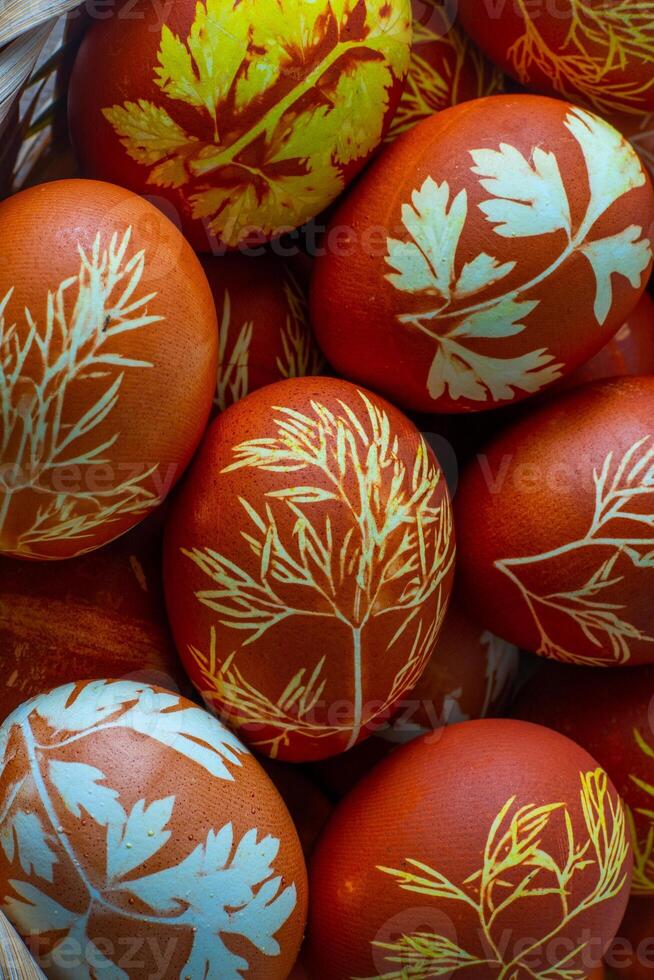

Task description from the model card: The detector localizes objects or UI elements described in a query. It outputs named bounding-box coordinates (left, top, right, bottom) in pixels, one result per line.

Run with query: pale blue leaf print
left=581, top=226, right=653, bottom=325
left=471, top=143, right=572, bottom=238
left=119, top=822, right=297, bottom=977
left=106, top=796, right=175, bottom=881
left=4, top=880, right=77, bottom=934
left=48, top=761, right=126, bottom=828
left=114, top=688, right=246, bottom=781
left=1, top=812, right=57, bottom=883
left=455, top=252, right=515, bottom=299
left=34, top=680, right=147, bottom=733
left=565, top=107, right=647, bottom=229
left=449, top=298, right=539, bottom=340
left=52, top=919, right=130, bottom=980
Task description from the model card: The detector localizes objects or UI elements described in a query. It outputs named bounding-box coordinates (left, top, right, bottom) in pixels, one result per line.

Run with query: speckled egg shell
left=0, top=512, right=185, bottom=722
left=514, top=662, right=654, bottom=897
left=67, top=0, right=412, bottom=252
left=385, top=0, right=504, bottom=142
left=561, top=291, right=654, bottom=391
left=0, top=680, right=307, bottom=978
left=306, top=719, right=632, bottom=979
left=201, top=254, right=323, bottom=413
left=0, top=179, right=217, bottom=561
left=456, top=0, right=654, bottom=117
left=163, top=376, right=455, bottom=762
left=455, top=377, right=654, bottom=667
left=310, top=94, right=654, bottom=413
left=610, top=898, right=654, bottom=977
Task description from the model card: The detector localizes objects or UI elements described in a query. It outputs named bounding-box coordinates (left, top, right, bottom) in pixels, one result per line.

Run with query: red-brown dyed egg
left=0, top=680, right=307, bottom=978
left=163, top=377, right=455, bottom=762
left=202, top=254, right=323, bottom=413
left=0, top=179, right=217, bottom=560
left=609, top=899, right=654, bottom=977
left=67, top=0, right=412, bottom=252
left=0, top=511, right=185, bottom=722
left=456, top=0, right=654, bottom=117
left=561, top=291, right=654, bottom=390
left=311, top=95, right=654, bottom=413
left=307, top=719, right=632, bottom=978
left=513, top=662, right=654, bottom=896
left=455, top=377, right=654, bottom=667
left=621, top=113, right=654, bottom=186
left=385, top=0, right=504, bottom=142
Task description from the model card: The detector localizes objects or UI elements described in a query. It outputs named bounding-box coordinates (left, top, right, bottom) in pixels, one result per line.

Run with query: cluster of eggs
left=0, top=0, right=653, bottom=975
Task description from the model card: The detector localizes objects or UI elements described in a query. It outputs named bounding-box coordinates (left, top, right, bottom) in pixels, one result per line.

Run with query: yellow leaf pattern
left=183, top=390, right=454, bottom=756
left=103, top=0, right=412, bottom=246
left=366, top=769, right=629, bottom=979
left=629, top=727, right=654, bottom=895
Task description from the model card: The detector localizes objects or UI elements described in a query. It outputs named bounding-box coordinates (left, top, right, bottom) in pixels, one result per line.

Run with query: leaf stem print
left=508, top=0, right=654, bottom=116
left=0, top=682, right=296, bottom=980
left=496, top=438, right=654, bottom=666
left=104, top=0, right=411, bottom=245
left=0, top=230, right=162, bottom=557
left=385, top=106, right=651, bottom=404
left=215, top=289, right=253, bottom=412
left=629, top=727, right=654, bottom=895
left=364, top=769, right=629, bottom=980
left=183, top=390, right=453, bottom=753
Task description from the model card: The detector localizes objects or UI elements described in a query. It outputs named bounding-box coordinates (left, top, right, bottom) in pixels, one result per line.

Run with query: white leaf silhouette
left=471, top=143, right=572, bottom=238
left=1, top=812, right=57, bottom=883
left=428, top=340, right=562, bottom=402
left=386, top=178, right=467, bottom=299
left=581, top=226, right=653, bottom=325
left=449, top=298, right=539, bottom=340
left=456, top=252, right=515, bottom=298
left=120, top=823, right=297, bottom=980
left=34, top=680, right=145, bottom=733
left=49, top=761, right=126, bottom=828
left=106, top=796, right=175, bottom=881
left=4, top=880, right=78, bottom=934
left=565, top=107, right=648, bottom=228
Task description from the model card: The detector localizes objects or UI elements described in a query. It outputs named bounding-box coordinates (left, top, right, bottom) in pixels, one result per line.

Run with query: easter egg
left=202, top=254, right=323, bottom=413
left=0, top=680, right=307, bottom=978
left=0, top=511, right=186, bottom=722
left=561, top=291, right=654, bottom=391
left=610, top=899, right=654, bottom=977
left=0, top=179, right=217, bottom=560
left=67, top=0, right=412, bottom=252
left=306, top=719, right=632, bottom=978
left=311, top=94, right=654, bottom=414
left=385, top=0, right=504, bottom=142
left=163, top=376, right=456, bottom=762
left=455, top=377, right=654, bottom=667
left=513, top=662, right=654, bottom=896
left=621, top=113, right=654, bottom=185
left=456, top=0, right=654, bottom=117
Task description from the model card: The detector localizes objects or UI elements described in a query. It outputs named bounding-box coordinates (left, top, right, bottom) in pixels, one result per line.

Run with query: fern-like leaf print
left=385, top=107, right=651, bottom=404
left=507, top=0, right=654, bottom=116
left=496, top=437, right=654, bottom=666
left=629, top=728, right=654, bottom=895
left=103, top=0, right=412, bottom=245
left=0, top=230, right=162, bottom=557
left=184, top=390, right=454, bottom=755
left=0, top=681, right=297, bottom=980
left=364, top=769, right=629, bottom=979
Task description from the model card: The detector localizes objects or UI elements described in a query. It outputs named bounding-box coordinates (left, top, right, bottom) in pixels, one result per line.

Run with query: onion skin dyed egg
left=202, top=254, right=323, bottom=413
left=513, top=662, right=654, bottom=897
left=0, top=179, right=217, bottom=561
left=560, top=291, right=654, bottom=391
left=456, top=0, right=654, bottom=117
left=0, top=512, right=185, bottom=722
left=306, top=719, right=632, bottom=979
left=163, top=376, right=455, bottom=762
left=311, top=94, right=654, bottom=414
left=455, top=377, right=654, bottom=668
left=609, top=898, right=654, bottom=977
left=67, top=0, right=412, bottom=252
left=0, top=680, right=307, bottom=979
left=385, top=0, right=504, bottom=142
